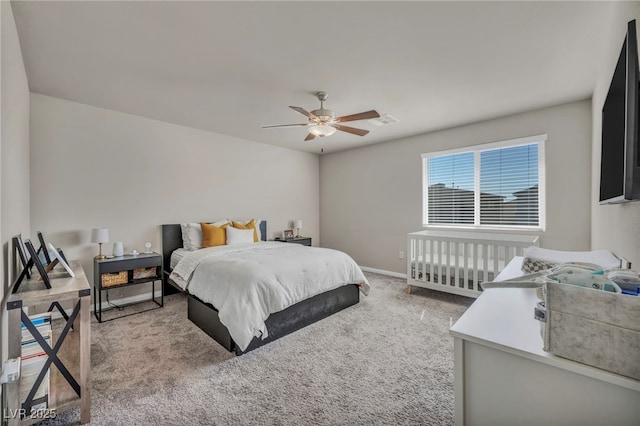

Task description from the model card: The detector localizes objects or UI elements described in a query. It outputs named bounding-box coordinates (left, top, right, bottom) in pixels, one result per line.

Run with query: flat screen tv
left=600, top=19, right=640, bottom=204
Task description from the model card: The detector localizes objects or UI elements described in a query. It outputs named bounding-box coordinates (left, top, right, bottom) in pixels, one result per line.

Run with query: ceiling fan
left=262, top=92, right=380, bottom=141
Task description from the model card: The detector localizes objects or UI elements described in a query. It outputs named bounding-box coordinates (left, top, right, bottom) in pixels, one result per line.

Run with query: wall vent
left=368, top=114, right=399, bottom=126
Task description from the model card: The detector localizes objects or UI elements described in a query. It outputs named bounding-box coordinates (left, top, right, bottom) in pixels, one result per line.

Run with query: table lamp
left=294, top=219, right=303, bottom=238
left=91, top=227, right=109, bottom=259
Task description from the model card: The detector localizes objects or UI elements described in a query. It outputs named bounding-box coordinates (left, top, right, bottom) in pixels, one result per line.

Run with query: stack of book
left=20, top=312, right=52, bottom=411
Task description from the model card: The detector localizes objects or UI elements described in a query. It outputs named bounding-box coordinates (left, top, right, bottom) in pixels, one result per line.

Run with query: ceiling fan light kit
left=309, top=124, right=336, bottom=137
left=263, top=91, right=380, bottom=141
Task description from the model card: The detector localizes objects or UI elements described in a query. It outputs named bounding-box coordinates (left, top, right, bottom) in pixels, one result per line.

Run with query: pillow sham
left=226, top=226, right=255, bottom=245
left=231, top=219, right=263, bottom=241
left=181, top=220, right=228, bottom=250
left=201, top=222, right=230, bottom=248
left=231, top=219, right=259, bottom=242
left=180, top=223, right=200, bottom=250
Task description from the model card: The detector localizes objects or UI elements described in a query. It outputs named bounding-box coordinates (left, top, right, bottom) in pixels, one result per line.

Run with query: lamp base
left=95, top=242, right=107, bottom=260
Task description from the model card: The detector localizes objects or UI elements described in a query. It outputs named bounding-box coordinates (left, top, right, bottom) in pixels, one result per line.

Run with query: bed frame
left=161, top=222, right=360, bottom=355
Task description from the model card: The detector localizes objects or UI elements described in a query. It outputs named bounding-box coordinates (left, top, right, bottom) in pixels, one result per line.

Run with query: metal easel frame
left=12, top=240, right=51, bottom=294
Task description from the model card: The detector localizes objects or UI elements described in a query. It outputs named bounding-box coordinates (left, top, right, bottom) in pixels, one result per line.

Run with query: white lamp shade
left=309, top=125, right=337, bottom=137
left=294, top=220, right=303, bottom=229
left=91, top=227, right=109, bottom=243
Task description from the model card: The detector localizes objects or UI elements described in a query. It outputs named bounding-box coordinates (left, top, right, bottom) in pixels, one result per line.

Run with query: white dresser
left=449, top=287, right=640, bottom=426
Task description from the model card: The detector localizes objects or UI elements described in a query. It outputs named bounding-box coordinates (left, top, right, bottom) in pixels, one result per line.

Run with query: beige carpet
left=41, top=273, right=473, bottom=425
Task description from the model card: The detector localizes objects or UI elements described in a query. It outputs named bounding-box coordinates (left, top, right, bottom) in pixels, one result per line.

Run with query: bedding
left=226, top=226, right=255, bottom=245
left=231, top=219, right=260, bottom=242
left=201, top=222, right=230, bottom=247
left=180, top=220, right=228, bottom=250
left=170, top=242, right=369, bottom=351
left=170, top=248, right=189, bottom=269
left=230, top=219, right=263, bottom=241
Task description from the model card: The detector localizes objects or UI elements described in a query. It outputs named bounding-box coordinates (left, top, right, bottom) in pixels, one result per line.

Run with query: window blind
left=480, top=144, right=539, bottom=226
left=422, top=136, right=544, bottom=229
left=424, top=152, right=474, bottom=225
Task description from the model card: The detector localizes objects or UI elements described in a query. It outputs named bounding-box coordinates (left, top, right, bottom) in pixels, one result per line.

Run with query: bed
left=161, top=221, right=368, bottom=355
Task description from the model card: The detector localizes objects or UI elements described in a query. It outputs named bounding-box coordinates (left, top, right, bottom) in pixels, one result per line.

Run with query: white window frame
left=422, top=134, right=546, bottom=231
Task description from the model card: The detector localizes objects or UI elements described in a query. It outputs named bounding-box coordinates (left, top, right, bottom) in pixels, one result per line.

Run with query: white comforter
left=170, top=242, right=369, bottom=351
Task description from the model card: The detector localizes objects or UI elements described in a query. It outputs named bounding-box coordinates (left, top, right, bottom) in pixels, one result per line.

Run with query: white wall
left=320, top=100, right=592, bottom=274
left=591, top=2, right=640, bottom=268
left=1, top=0, right=31, bottom=366
left=30, top=94, right=319, bottom=299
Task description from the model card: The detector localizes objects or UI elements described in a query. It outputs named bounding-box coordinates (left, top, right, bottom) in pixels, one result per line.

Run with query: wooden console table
left=4, top=260, right=90, bottom=425
left=449, top=287, right=640, bottom=425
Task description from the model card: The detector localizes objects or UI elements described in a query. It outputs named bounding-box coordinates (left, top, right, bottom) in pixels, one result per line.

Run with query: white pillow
left=180, top=223, right=199, bottom=250
left=180, top=220, right=228, bottom=250
left=226, top=226, right=255, bottom=245
left=231, top=219, right=263, bottom=241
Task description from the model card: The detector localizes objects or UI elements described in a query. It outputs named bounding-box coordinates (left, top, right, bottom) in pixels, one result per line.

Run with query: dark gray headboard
left=161, top=221, right=267, bottom=274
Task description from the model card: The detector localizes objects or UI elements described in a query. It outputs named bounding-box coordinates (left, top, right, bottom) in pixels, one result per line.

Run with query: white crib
left=407, top=230, right=539, bottom=298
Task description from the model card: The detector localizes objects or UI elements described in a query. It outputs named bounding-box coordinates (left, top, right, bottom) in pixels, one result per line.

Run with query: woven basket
left=101, top=271, right=128, bottom=287
left=133, top=267, right=157, bottom=280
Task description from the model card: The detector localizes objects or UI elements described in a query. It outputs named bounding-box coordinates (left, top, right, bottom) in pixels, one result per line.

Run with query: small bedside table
left=93, top=252, right=163, bottom=322
left=275, top=237, right=312, bottom=246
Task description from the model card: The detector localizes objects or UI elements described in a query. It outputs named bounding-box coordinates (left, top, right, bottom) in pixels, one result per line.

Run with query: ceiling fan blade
left=262, top=123, right=309, bottom=128
left=304, top=133, right=316, bottom=141
left=335, top=110, right=380, bottom=123
left=290, top=106, right=318, bottom=120
left=332, top=124, right=369, bottom=136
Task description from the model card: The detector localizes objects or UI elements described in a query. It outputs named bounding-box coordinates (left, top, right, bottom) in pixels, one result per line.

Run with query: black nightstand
left=276, top=237, right=312, bottom=246
left=93, top=252, right=163, bottom=322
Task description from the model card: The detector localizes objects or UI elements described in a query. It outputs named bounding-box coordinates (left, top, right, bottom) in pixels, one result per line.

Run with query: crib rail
left=407, top=230, right=539, bottom=298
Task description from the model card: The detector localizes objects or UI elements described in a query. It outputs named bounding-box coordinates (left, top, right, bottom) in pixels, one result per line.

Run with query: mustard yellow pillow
left=201, top=222, right=229, bottom=247
left=232, top=219, right=258, bottom=242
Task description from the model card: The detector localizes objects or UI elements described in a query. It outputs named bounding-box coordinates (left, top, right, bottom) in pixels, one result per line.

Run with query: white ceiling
left=12, top=1, right=615, bottom=154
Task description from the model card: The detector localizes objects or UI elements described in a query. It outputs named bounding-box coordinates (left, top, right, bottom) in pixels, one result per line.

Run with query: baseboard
left=360, top=266, right=407, bottom=279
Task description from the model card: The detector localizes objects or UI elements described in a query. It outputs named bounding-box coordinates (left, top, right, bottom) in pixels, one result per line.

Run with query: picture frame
left=22, top=239, right=51, bottom=290
left=47, top=242, right=75, bottom=277
left=13, top=234, right=32, bottom=278
left=283, top=229, right=294, bottom=239
left=36, top=231, right=51, bottom=264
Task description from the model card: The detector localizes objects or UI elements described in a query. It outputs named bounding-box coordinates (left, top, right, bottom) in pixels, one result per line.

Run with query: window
left=422, top=135, right=545, bottom=229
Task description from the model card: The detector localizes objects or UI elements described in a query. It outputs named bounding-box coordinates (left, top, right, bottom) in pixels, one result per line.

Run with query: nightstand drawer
left=99, top=255, right=161, bottom=273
